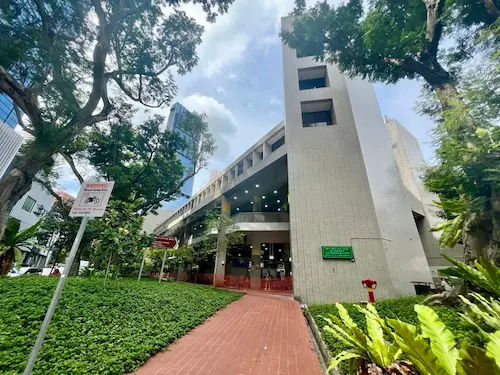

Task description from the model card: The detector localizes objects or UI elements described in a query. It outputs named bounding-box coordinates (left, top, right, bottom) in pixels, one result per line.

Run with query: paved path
left=133, top=292, right=323, bottom=375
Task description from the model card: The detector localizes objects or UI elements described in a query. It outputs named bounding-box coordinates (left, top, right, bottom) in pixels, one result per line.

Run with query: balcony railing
left=230, top=212, right=289, bottom=223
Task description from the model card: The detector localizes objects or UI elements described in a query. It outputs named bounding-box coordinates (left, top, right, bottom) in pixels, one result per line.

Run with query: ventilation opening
left=301, top=99, right=335, bottom=127
left=298, top=66, right=327, bottom=90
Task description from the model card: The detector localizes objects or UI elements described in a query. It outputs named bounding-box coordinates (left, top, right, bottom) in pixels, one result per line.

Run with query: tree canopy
left=282, top=0, right=499, bottom=105
left=0, top=0, right=234, bottom=239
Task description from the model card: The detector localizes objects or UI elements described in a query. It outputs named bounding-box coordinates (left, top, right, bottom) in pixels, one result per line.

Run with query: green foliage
left=422, top=66, right=500, bottom=257
left=0, top=277, right=241, bottom=374
left=0, top=219, right=43, bottom=274
left=440, top=255, right=500, bottom=298
left=321, top=303, right=402, bottom=372
left=388, top=304, right=499, bottom=375
left=430, top=199, right=466, bottom=248
left=83, top=111, right=215, bottom=213
left=310, top=296, right=485, bottom=373
left=281, top=0, right=497, bottom=88
left=38, top=202, right=100, bottom=271
left=459, top=292, right=500, bottom=334
left=91, top=201, right=153, bottom=276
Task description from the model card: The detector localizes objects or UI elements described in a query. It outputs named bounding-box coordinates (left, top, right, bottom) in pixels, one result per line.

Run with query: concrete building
left=386, top=118, right=463, bottom=278
left=162, top=103, right=198, bottom=210
left=153, top=17, right=456, bottom=304
left=0, top=102, right=54, bottom=268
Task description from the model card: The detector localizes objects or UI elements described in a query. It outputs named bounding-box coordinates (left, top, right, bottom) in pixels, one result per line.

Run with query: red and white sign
left=153, top=236, right=177, bottom=248
left=69, top=181, right=115, bottom=217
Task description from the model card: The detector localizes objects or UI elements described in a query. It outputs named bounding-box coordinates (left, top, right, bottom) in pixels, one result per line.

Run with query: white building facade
left=153, top=17, right=459, bottom=304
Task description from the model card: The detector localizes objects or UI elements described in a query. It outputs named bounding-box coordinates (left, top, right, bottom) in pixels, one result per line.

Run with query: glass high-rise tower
left=162, top=103, right=197, bottom=210
left=0, top=94, right=18, bottom=128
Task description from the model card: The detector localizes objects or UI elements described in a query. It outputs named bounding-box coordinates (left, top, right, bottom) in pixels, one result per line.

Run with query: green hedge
left=0, top=277, right=241, bottom=374
left=308, top=296, right=485, bottom=372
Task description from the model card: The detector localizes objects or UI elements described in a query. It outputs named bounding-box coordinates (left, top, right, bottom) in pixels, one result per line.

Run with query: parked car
left=7, top=267, right=42, bottom=277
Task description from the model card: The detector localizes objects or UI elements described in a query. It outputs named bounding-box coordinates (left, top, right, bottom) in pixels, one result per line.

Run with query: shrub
left=0, top=277, right=241, bottom=374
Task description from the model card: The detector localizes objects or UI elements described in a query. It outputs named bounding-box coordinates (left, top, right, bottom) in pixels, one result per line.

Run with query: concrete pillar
left=263, top=142, right=272, bottom=158
left=249, top=242, right=262, bottom=289
left=252, top=195, right=262, bottom=212
left=213, top=195, right=231, bottom=287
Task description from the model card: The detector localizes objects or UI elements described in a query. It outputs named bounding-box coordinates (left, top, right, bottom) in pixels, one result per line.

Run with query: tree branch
left=0, top=66, right=44, bottom=128
left=423, top=0, right=445, bottom=62
left=13, top=103, right=35, bottom=136
left=136, top=167, right=201, bottom=214
left=34, top=0, right=81, bottom=112
left=108, top=73, right=169, bottom=108
left=61, top=152, right=84, bottom=184
left=33, top=176, right=64, bottom=208
left=483, top=0, right=500, bottom=19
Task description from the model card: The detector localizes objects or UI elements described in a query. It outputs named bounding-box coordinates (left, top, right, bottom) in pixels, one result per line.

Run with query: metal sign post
left=23, top=216, right=89, bottom=375
left=159, top=248, right=168, bottom=282
left=154, top=236, right=177, bottom=283
left=138, top=247, right=147, bottom=281
left=23, top=181, right=114, bottom=375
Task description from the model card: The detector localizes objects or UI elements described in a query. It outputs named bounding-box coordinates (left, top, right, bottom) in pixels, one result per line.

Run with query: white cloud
left=216, top=86, right=226, bottom=94
left=203, top=33, right=250, bottom=77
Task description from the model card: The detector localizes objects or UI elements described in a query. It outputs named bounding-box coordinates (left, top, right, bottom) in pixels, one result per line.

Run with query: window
left=271, top=136, right=285, bottom=151
left=237, top=162, right=244, bottom=176
left=22, top=196, right=36, bottom=213
left=298, top=66, right=327, bottom=90
left=301, top=99, right=335, bottom=127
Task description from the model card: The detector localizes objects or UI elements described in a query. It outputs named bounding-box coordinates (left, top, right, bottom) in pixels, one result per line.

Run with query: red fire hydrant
left=362, top=278, right=377, bottom=303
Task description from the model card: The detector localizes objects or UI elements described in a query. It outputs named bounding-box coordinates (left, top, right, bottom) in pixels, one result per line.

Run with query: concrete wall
left=282, top=16, right=432, bottom=304
left=0, top=122, right=23, bottom=179
left=346, top=81, right=433, bottom=296
left=386, top=120, right=463, bottom=271
left=283, top=17, right=397, bottom=304
left=10, top=182, right=54, bottom=230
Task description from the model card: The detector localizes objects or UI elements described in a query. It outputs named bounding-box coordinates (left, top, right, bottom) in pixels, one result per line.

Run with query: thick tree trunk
left=487, top=184, right=500, bottom=264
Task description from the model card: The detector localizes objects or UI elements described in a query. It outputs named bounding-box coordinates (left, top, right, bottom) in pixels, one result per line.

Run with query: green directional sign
left=322, top=246, right=354, bottom=260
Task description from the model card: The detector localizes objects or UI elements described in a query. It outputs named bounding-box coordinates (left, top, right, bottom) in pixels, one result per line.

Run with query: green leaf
left=415, top=304, right=458, bottom=375
left=486, top=331, right=500, bottom=370
left=457, top=344, right=500, bottom=375
left=388, top=318, right=446, bottom=375
left=328, top=350, right=362, bottom=371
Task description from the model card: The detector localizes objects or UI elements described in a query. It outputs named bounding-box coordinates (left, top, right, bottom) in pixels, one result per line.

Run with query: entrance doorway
left=223, top=242, right=292, bottom=291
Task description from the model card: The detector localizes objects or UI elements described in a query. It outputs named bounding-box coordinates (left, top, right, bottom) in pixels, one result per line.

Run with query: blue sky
left=57, top=0, right=438, bottom=197
left=171, top=0, right=437, bottom=193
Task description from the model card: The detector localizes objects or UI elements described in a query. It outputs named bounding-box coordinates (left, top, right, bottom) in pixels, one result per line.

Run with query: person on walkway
left=264, top=271, right=272, bottom=290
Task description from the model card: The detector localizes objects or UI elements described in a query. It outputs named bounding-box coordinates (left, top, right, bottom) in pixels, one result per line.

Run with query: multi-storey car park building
left=154, top=16, right=462, bottom=304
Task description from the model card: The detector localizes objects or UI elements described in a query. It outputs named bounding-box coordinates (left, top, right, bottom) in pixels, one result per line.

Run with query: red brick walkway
left=133, top=292, right=323, bottom=375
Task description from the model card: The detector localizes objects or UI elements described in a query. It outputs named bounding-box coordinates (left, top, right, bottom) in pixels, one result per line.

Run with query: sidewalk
left=133, top=292, right=323, bottom=375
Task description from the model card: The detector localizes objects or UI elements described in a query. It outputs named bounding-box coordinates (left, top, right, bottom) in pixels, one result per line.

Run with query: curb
left=301, top=305, right=338, bottom=375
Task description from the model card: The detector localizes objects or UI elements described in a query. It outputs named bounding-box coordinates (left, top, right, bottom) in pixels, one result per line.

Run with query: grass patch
left=309, top=296, right=485, bottom=372
left=0, top=277, right=241, bottom=374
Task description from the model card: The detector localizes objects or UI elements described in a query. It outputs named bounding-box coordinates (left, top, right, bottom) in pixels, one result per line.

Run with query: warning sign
left=69, top=181, right=115, bottom=217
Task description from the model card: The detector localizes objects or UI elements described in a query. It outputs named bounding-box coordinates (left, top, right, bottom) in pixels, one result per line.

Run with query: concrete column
left=263, top=142, right=272, bottom=158
left=252, top=195, right=262, bottom=212
left=213, top=195, right=231, bottom=287
left=249, top=242, right=262, bottom=289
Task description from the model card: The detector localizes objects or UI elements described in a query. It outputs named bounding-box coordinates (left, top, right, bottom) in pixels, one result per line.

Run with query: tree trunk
left=0, top=135, right=66, bottom=240
left=486, top=184, right=500, bottom=265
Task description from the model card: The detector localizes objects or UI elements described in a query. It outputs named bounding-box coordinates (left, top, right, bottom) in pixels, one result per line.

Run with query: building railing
left=230, top=212, right=289, bottom=223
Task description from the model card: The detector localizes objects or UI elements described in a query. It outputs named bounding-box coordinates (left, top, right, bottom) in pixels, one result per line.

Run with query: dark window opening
left=271, top=136, right=285, bottom=151
left=237, top=162, right=244, bottom=176
left=301, top=99, right=335, bottom=127
left=22, top=196, right=36, bottom=213
left=298, top=66, right=327, bottom=90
